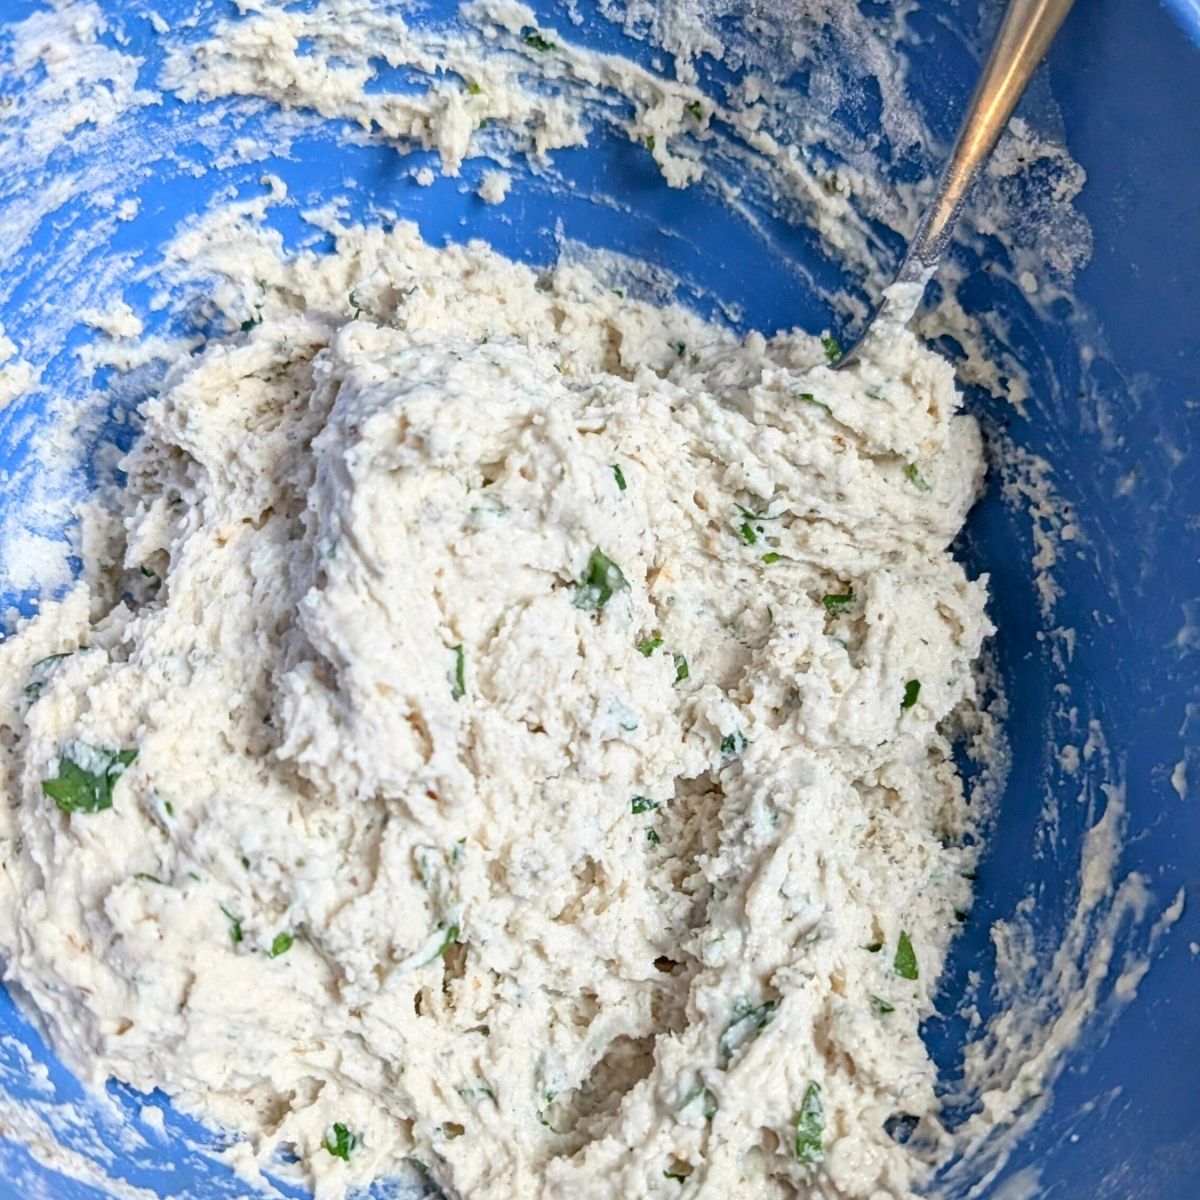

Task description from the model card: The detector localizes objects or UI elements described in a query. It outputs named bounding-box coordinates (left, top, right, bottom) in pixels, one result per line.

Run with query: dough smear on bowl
left=0, top=223, right=991, bottom=1200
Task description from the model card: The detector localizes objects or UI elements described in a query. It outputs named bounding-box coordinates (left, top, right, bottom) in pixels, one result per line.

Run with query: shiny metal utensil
left=837, top=0, right=1077, bottom=367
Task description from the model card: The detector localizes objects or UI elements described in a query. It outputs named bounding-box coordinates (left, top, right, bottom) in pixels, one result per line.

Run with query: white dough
left=0, top=222, right=991, bottom=1200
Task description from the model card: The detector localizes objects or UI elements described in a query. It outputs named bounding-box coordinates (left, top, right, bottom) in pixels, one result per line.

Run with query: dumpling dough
left=0, top=222, right=991, bottom=1200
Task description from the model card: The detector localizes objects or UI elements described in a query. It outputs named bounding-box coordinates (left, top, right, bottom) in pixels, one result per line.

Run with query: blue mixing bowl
left=0, top=1, right=1196, bottom=1197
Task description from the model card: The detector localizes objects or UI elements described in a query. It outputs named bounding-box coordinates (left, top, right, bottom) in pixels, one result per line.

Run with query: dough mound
left=0, top=224, right=991, bottom=1200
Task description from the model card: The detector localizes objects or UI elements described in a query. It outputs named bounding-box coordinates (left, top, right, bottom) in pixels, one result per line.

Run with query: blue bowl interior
left=0, top=1, right=1197, bottom=1197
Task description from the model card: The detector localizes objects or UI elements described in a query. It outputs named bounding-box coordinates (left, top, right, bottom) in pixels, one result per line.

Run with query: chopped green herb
left=664, top=1168, right=689, bottom=1182
left=894, top=931, right=919, bottom=980
left=535, top=1087, right=559, bottom=1127
left=795, top=391, right=831, bottom=413
left=719, top=998, right=778, bottom=1064
left=901, top=679, right=921, bottom=710
left=904, top=463, right=931, bottom=493
left=792, top=1081, right=825, bottom=1164
left=736, top=504, right=779, bottom=523
left=467, top=80, right=483, bottom=95
left=523, top=30, right=555, bottom=51
left=468, top=501, right=509, bottom=521
left=870, top=994, right=895, bottom=1015
left=240, top=311, right=262, bottom=333
left=24, top=652, right=72, bottom=699
left=638, top=636, right=663, bottom=656
left=646, top=828, right=661, bottom=845
left=406, top=1156, right=430, bottom=1176
left=739, top=521, right=757, bottom=545
left=42, top=744, right=138, bottom=815
left=720, top=731, right=747, bottom=757
left=822, top=592, right=855, bottom=615
left=674, top=654, right=689, bottom=683
left=686, top=100, right=705, bottom=121
left=270, top=932, right=294, bottom=958
left=674, top=342, right=686, bottom=357
left=573, top=547, right=629, bottom=612
left=631, top=796, right=659, bottom=814
left=645, top=135, right=657, bottom=152
left=163, top=800, right=175, bottom=818
left=864, top=941, right=883, bottom=954
left=612, top=463, right=627, bottom=491
left=325, top=1123, right=357, bottom=1161
left=134, top=873, right=164, bottom=885
left=428, top=922, right=460, bottom=962
left=221, top=906, right=244, bottom=944
left=240, top=855, right=250, bottom=870
left=761, top=552, right=781, bottom=564
left=678, top=1085, right=718, bottom=1120
left=450, top=643, right=466, bottom=701
left=820, top=333, right=842, bottom=363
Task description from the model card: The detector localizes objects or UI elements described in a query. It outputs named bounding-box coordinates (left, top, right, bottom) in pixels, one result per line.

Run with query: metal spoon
left=837, top=0, right=1076, bottom=367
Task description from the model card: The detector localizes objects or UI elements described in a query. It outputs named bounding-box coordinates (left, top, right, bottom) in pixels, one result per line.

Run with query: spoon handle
left=900, top=0, right=1077, bottom=280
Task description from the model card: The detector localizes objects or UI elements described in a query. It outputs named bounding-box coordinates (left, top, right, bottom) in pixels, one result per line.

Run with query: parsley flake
left=638, top=636, right=663, bottom=657
left=523, top=29, right=555, bottom=51
left=573, top=548, right=629, bottom=612
left=870, top=994, right=895, bottom=1015
left=428, top=922, right=460, bottom=963
left=822, top=592, right=854, bottom=615
left=901, top=679, right=921, bottom=710
left=631, top=796, right=660, bottom=814
left=720, top=731, right=747, bottom=757
left=325, top=1123, right=357, bottom=1161
left=678, top=1085, right=718, bottom=1120
left=719, top=998, right=777, bottom=1064
left=674, top=654, right=689, bottom=683
left=795, top=391, right=831, bottom=412
left=792, top=1081, right=825, bottom=1163
left=270, top=932, right=294, bottom=958
left=905, top=463, right=932, bottom=493
left=221, top=906, right=244, bottom=945
left=24, top=652, right=72, bottom=698
left=612, top=463, right=627, bottom=491
left=450, top=643, right=466, bottom=701
left=761, top=552, right=781, bottom=564
left=42, top=744, right=138, bottom=814
left=739, top=521, right=757, bottom=545
left=820, top=333, right=842, bottom=363
left=894, top=931, right=919, bottom=980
